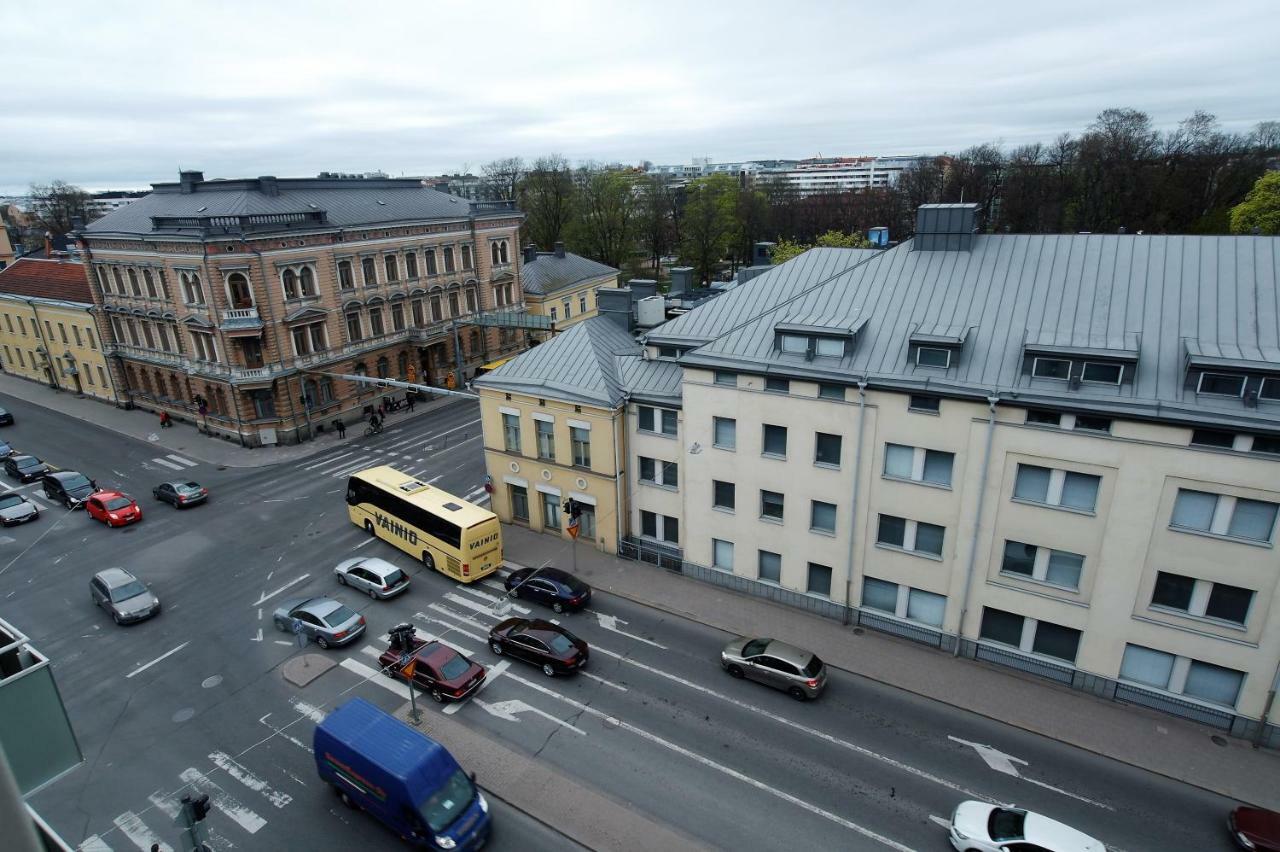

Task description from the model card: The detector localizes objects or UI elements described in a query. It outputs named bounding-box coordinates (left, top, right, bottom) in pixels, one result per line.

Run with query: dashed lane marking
left=112, top=811, right=171, bottom=852
left=302, top=451, right=355, bottom=470
left=209, top=751, right=293, bottom=808
left=125, top=642, right=190, bottom=679
left=252, top=574, right=310, bottom=606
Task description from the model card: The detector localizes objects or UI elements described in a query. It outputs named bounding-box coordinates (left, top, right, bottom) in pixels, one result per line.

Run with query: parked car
left=272, top=596, right=366, bottom=649
left=333, top=556, right=410, bottom=600
left=378, top=623, right=486, bottom=703
left=0, top=406, right=13, bottom=426
left=488, top=617, right=588, bottom=677
left=948, top=801, right=1104, bottom=852
left=1230, top=806, right=1280, bottom=851
left=86, top=491, right=142, bottom=527
left=0, top=492, right=39, bottom=526
left=42, top=471, right=97, bottom=508
left=0, top=439, right=14, bottom=459
left=4, top=454, right=50, bottom=483
left=90, top=568, right=160, bottom=625
left=721, top=636, right=827, bottom=700
left=504, top=566, right=591, bottom=613
left=152, top=480, right=208, bottom=509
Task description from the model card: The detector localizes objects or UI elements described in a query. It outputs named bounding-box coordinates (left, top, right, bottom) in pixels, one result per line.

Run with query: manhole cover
left=852, top=627, right=864, bottom=636
left=201, top=675, right=223, bottom=689
left=1210, top=735, right=1228, bottom=747
left=172, top=707, right=195, bottom=723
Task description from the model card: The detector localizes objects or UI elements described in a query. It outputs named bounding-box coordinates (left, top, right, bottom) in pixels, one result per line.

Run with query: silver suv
left=721, top=636, right=827, bottom=700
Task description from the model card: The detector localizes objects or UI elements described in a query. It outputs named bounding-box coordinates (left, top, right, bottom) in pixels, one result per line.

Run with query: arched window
left=170, top=374, right=183, bottom=400
left=337, top=260, right=354, bottom=290
left=361, top=257, right=377, bottom=286
left=282, top=268, right=298, bottom=299
left=405, top=253, right=418, bottom=278
left=465, top=287, right=478, bottom=313
left=112, top=268, right=125, bottom=294
left=227, top=273, right=252, bottom=309
left=491, top=242, right=500, bottom=265
left=353, top=361, right=368, bottom=376
left=181, top=272, right=205, bottom=304
left=95, top=267, right=108, bottom=295
left=499, top=241, right=509, bottom=264
left=447, top=291, right=460, bottom=317
left=143, top=270, right=158, bottom=298
left=376, top=356, right=390, bottom=379
left=127, top=269, right=141, bottom=296
left=299, top=266, right=316, bottom=297
left=430, top=293, right=443, bottom=322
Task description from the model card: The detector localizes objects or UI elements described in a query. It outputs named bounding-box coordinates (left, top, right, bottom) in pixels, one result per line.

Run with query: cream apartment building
left=477, top=206, right=1280, bottom=739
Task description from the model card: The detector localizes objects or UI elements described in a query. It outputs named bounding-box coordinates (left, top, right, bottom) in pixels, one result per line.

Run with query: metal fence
left=1113, top=682, right=1235, bottom=731
left=855, top=609, right=946, bottom=649
left=973, top=643, right=1076, bottom=685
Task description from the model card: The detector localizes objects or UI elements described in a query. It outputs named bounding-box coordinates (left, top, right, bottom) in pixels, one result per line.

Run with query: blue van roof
left=318, top=697, right=454, bottom=783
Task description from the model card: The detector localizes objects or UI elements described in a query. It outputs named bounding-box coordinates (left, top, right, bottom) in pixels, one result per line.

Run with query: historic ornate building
left=77, top=171, right=528, bottom=445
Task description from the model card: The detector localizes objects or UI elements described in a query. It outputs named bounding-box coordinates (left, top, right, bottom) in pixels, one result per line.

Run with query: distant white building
left=646, top=155, right=931, bottom=194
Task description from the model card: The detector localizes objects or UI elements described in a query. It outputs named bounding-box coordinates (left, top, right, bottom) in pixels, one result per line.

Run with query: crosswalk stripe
left=463, top=487, right=485, bottom=502
left=310, top=454, right=373, bottom=476
left=340, top=658, right=415, bottom=699
left=166, top=454, right=198, bottom=467
left=179, top=768, right=267, bottom=834
left=112, top=811, right=171, bottom=851
left=441, top=593, right=505, bottom=620
left=327, top=458, right=379, bottom=478
left=303, top=451, right=354, bottom=470
left=151, top=457, right=183, bottom=471
left=453, top=584, right=529, bottom=614
left=80, top=834, right=113, bottom=851
left=209, top=751, right=293, bottom=808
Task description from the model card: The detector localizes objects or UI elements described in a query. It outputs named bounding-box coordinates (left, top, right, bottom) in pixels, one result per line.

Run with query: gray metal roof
left=664, top=235, right=1280, bottom=429
left=475, top=317, right=640, bottom=407
left=83, top=177, right=485, bottom=237
left=617, top=357, right=683, bottom=404
left=521, top=252, right=619, bottom=296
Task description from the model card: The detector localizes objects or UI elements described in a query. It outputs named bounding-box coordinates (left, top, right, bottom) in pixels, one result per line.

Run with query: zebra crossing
left=148, top=453, right=199, bottom=472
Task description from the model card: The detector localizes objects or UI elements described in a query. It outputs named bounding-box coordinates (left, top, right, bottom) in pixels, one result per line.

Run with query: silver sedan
left=272, top=596, right=366, bottom=649
left=333, top=556, right=411, bottom=600
left=0, top=492, right=38, bottom=526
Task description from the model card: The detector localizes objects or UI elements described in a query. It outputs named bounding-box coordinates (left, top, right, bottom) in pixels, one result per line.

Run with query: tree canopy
left=1230, top=172, right=1280, bottom=235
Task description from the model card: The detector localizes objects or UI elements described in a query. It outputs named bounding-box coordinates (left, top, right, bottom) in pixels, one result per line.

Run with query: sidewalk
left=0, top=371, right=471, bottom=468
left=502, top=525, right=1280, bottom=811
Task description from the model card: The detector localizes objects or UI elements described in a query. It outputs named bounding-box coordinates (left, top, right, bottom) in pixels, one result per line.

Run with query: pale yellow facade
left=0, top=295, right=117, bottom=402
left=522, top=271, right=613, bottom=333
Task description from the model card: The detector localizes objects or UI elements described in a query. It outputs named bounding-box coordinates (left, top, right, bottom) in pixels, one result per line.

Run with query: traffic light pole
left=180, top=794, right=212, bottom=852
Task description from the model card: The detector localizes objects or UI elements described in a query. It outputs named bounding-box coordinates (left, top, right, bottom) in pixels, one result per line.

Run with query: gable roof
left=475, top=316, right=640, bottom=407
left=521, top=251, right=618, bottom=296
left=0, top=258, right=92, bottom=304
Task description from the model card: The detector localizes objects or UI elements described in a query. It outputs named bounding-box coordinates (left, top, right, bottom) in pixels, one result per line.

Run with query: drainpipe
left=613, top=395, right=629, bottom=553
left=954, top=394, right=1001, bottom=657
left=26, top=298, right=60, bottom=390
left=1254, top=658, right=1280, bottom=748
left=843, top=380, right=868, bottom=625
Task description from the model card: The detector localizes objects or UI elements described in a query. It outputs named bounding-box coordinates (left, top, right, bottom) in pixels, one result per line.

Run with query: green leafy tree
left=770, top=238, right=809, bottom=264
left=678, top=173, right=736, bottom=285
left=570, top=166, right=641, bottom=269
left=519, top=154, right=575, bottom=249
left=1230, top=172, right=1280, bottom=235
left=771, top=230, right=871, bottom=264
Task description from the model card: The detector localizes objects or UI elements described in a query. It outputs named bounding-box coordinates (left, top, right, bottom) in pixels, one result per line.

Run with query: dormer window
left=1262, top=379, right=1280, bottom=401
left=774, top=315, right=862, bottom=361
left=780, top=334, right=808, bottom=354
left=1197, top=372, right=1245, bottom=397
left=909, top=326, right=966, bottom=370
left=1024, top=333, right=1138, bottom=389
left=1082, top=362, right=1123, bottom=385
left=916, top=347, right=951, bottom=369
left=814, top=337, right=845, bottom=358
left=1032, top=357, right=1071, bottom=381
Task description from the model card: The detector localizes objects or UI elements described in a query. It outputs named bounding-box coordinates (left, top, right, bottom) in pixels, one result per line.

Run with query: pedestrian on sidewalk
left=406, top=393, right=415, bottom=413
left=159, top=410, right=172, bottom=428
left=333, top=418, right=346, bottom=439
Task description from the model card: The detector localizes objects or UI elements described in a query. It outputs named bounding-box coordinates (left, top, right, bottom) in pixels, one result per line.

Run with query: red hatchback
left=378, top=626, right=485, bottom=704
left=86, top=491, right=143, bottom=527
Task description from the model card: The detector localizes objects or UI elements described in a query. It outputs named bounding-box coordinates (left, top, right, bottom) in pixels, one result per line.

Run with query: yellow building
left=0, top=258, right=117, bottom=401
left=518, top=242, right=618, bottom=334
left=0, top=225, right=16, bottom=271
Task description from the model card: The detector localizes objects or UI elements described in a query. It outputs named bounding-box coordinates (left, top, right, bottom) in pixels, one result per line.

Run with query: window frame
left=1196, top=372, right=1245, bottom=398
left=712, top=416, right=736, bottom=450
left=759, top=489, right=785, bottom=522
left=1081, top=361, right=1123, bottom=385
left=1031, top=357, right=1072, bottom=381
left=712, top=480, right=735, bottom=512
left=915, top=346, right=951, bottom=369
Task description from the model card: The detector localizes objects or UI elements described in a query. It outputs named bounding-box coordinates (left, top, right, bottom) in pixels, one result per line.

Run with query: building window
left=388, top=302, right=405, bottom=332
left=712, top=416, right=736, bottom=450
left=345, top=312, right=363, bottom=342
left=549, top=307, right=558, bottom=322
left=779, top=334, right=807, bottom=354
left=638, top=456, right=678, bottom=487
left=502, top=413, right=521, bottom=452
left=571, top=426, right=591, bottom=468
left=368, top=307, right=385, bottom=337
left=814, top=432, right=842, bottom=467
left=637, top=405, right=677, bottom=436
left=1013, top=464, right=1100, bottom=512
left=814, top=337, right=845, bottom=358
left=87, top=327, right=97, bottom=349
left=876, top=514, right=944, bottom=558
left=57, top=322, right=67, bottom=343
left=1170, top=489, right=1277, bottom=543
left=579, top=294, right=587, bottom=314
left=562, top=300, right=571, bottom=319
left=980, top=608, right=1081, bottom=664
left=97, top=365, right=107, bottom=386
left=111, top=268, right=125, bottom=294
left=510, top=484, right=529, bottom=521
left=541, top=490, right=561, bottom=532
left=448, top=291, right=460, bottom=316
left=425, top=249, right=438, bottom=276
left=916, top=347, right=951, bottom=368
left=1000, top=540, right=1083, bottom=589
left=765, top=377, right=789, bottom=394
left=1260, top=378, right=1280, bottom=400
left=762, top=424, right=787, bottom=457
left=466, top=288, right=478, bottom=314
left=462, top=245, right=473, bottom=270
left=361, top=257, right=377, bottom=286
left=127, top=268, right=141, bottom=296
left=758, top=550, right=781, bottom=584
left=810, top=500, right=836, bottom=534
left=1252, top=435, right=1280, bottom=455
left=142, top=270, right=158, bottom=298
left=1197, top=372, right=1245, bottom=397
left=883, top=443, right=954, bottom=487
left=714, top=370, right=737, bottom=386
left=384, top=255, right=399, bottom=282
left=189, top=331, right=217, bottom=362
left=430, top=294, right=443, bottom=322
left=180, top=272, right=205, bottom=304
left=72, top=326, right=82, bottom=346
left=410, top=299, right=425, bottom=327
left=807, top=563, right=832, bottom=597
left=712, top=539, right=734, bottom=571
left=376, top=356, right=390, bottom=379
left=640, top=510, right=679, bottom=544
left=1082, top=362, right=1123, bottom=384
left=404, top=253, right=418, bottom=279
left=1151, top=571, right=1254, bottom=625
left=337, top=260, right=354, bottom=290
left=534, top=419, right=555, bottom=460
left=712, top=480, right=735, bottom=511
left=1032, top=357, right=1071, bottom=380
left=1074, top=415, right=1111, bottom=432
left=1119, top=644, right=1243, bottom=708
left=818, top=383, right=844, bottom=401
left=444, top=247, right=456, bottom=273
left=760, top=490, right=785, bottom=522
left=908, top=394, right=940, bottom=413
left=1191, top=429, right=1235, bottom=449
left=861, top=577, right=946, bottom=627
left=1026, top=409, right=1060, bottom=426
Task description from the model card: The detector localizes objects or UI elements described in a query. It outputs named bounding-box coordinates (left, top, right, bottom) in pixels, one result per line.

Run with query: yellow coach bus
left=346, top=465, right=502, bottom=583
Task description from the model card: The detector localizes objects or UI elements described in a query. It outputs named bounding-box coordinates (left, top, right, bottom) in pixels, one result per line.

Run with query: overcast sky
left=0, top=0, right=1275, bottom=195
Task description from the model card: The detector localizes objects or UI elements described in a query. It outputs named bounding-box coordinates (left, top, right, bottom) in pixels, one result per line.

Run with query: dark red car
left=378, top=624, right=485, bottom=704
left=488, top=617, right=588, bottom=677
left=86, top=491, right=143, bottom=527
left=1230, top=806, right=1280, bottom=851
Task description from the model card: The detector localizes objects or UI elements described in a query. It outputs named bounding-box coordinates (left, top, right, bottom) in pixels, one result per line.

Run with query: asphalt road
left=0, top=393, right=1245, bottom=852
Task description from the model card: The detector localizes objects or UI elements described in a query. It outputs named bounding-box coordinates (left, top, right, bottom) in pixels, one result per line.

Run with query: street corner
left=281, top=653, right=336, bottom=687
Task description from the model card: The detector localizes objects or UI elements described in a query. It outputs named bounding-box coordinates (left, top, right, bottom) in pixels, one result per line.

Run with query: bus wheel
left=422, top=551, right=435, bottom=571
left=364, top=520, right=375, bottom=536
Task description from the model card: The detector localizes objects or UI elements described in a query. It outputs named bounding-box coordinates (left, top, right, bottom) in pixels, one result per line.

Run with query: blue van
left=315, top=698, right=491, bottom=849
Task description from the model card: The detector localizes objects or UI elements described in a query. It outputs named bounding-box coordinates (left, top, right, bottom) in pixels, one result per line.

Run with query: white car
left=949, top=801, right=1105, bottom=852
left=0, top=492, right=38, bottom=526
left=333, top=556, right=411, bottom=600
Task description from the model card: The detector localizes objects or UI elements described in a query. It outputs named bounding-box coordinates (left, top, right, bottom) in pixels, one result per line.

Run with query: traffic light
left=182, top=793, right=211, bottom=823
left=563, top=499, right=582, bottom=520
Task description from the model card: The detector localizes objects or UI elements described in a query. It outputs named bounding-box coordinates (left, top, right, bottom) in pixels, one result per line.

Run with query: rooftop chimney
left=669, top=266, right=695, bottom=296
left=523, top=244, right=537, bottom=264
left=258, top=176, right=279, bottom=197
left=597, top=287, right=634, bottom=332
left=752, top=241, right=775, bottom=266
left=554, top=241, right=566, bottom=259
left=627, top=279, right=658, bottom=303
left=178, top=170, right=204, bottom=194
left=913, top=203, right=981, bottom=251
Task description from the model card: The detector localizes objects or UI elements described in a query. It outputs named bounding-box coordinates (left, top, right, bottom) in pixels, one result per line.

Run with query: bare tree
left=28, top=180, right=93, bottom=237
left=519, top=155, right=575, bottom=249
left=481, top=157, right=525, bottom=201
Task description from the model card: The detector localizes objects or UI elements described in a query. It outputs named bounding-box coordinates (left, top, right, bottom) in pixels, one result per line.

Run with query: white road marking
left=428, top=474, right=443, bottom=484
left=422, top=418, right=481, bottom=445
left=259, top=713, right=312, bottom=753
left=80, top=834, right=114, bottom=851
left=209, top=751, right=293, bottom=808
left=166, top=454, right=198, bottom=467
left=928, top=815, right=951, bottom=830
left=463, top=487, right=486, bottom=502
left=303, top=451, right=354, bottom=470
left=112, top=811, right=171, bottom=851
left=353, top=536, right=376, bottom=549
left=478, top=578, right=507, bottom=593
left=125, top=642, right=190, bottom=679
left=443, top=661, right=508, bottom=715
left=289, top=698, right=327, bottom=724
left=454, top=584, right=528, bottom=612
left=151, top=457, right=184, bottom=471
left=253, top=574, right=310, bottom=606
left=580, top=671, right=628, bottom=691
left=473, top=697, right=587, bottom=734
left=273, top=640, right=294, bottom=646
left=179, top=768, right=267, bottom=833
left=947, top=736, right=1113, bottom=810
left=321, top=456, right=379, bottom=477
left=251, top=628, right=263, bottom=642
left=340, top=658, right=414, bottom=700
left=593, top=612, right=667, bottom=648
left=440, top=593, right=507, bottom=620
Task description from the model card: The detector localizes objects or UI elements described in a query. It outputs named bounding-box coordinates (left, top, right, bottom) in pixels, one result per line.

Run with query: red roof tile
left=0, top=257, right=93, bottom=304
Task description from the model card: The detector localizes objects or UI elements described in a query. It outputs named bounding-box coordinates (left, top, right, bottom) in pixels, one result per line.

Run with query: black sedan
left=4, top=454, right=50, bottom=483
left=0, top=406, right=13, bottom=426
left=153, top=480, right=209, bottom=508
left=504, top=566, right=591, bottom=613
left=489, top=617, right=588, bottom=677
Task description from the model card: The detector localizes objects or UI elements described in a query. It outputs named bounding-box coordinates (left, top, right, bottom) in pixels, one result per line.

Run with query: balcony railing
left=222, top=307, right=260, bottom=321
left=151, top=210, right=330, bottom=235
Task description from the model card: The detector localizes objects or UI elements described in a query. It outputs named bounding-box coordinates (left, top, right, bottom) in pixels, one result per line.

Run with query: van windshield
left=418, top=768, right=474, bottom=833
